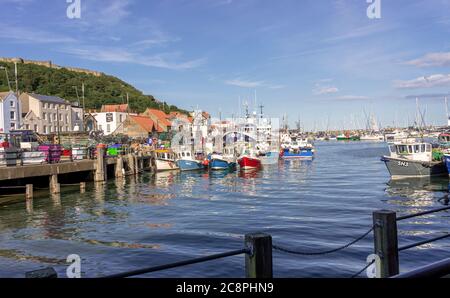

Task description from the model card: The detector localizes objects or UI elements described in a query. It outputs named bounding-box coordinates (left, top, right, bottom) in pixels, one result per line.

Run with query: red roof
left=130, top=115, right=164, bottom=133
left=101, top=104, right=129, bottom=113
left=144, top=109, right=172, bottom=127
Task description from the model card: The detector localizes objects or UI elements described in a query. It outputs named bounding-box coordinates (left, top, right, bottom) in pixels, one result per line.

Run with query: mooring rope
left=272, top=226, right=374, bottom=256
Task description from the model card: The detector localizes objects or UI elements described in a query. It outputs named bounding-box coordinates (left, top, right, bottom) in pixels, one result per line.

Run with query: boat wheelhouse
left=155, top=149, right=179, bottom=172
left=176, top=150, right=204, bottom=171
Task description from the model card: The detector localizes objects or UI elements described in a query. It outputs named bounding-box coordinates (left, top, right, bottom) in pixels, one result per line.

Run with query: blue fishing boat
left=176, top=150, right=205, bottom=171
left=280, top=139, right=315, bottom=160
left=208, top=152, right=237, bottom=171
left=281, top=147, right=314, bottom=160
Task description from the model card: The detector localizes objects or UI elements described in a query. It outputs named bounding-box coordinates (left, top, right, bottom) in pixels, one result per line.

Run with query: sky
left=1, top=0, right=450, bottom=131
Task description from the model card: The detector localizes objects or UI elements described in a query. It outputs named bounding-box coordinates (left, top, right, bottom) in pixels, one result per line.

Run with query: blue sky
left=1, top=0, right=450, bottom=130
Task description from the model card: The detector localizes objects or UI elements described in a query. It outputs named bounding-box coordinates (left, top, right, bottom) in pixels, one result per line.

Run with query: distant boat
left=337, top=133, right=360, bottom=141
left=360, top=134, right=384, bottom=142
left=155, top=149, right=179, bottom=172
left=280, top=139, right=315, bottom=160
left=381, top=140, right=446, bottom=178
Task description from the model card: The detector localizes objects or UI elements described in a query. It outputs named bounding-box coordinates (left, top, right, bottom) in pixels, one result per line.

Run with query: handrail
left=399, top=233, right=450, bottom=252
left=391, top=258, right=450, bottom=278
left=101, top=248, right=250, bottom=278
left=397, top=206, right=450, bottom=221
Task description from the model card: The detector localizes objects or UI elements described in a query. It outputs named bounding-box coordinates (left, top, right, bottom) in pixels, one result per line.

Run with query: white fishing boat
left=155, top=149, right=179, bottom=172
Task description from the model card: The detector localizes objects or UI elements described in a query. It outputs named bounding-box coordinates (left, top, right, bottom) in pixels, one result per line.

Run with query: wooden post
left=115, top=156, right=125, bottom=178
left=80, top=182, right=86, bottom=193
left=49, top=174, right=60, bottom=194
left=95, top=147, right=106, bottom=182
left=245, top=233, right=273, bottom=278
left=373, top=210, right=399, bottom=278
left=128, top=154, right=136, bottom=175
left=25, top=184, right=33, bottom=200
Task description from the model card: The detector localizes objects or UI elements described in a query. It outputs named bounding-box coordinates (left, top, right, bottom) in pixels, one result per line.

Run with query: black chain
left=351, top=259, right=375, bottom=278
left=272, top=226, right=374, bottom=256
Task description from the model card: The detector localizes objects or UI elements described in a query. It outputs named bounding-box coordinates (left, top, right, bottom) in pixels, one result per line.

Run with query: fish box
left=38, top=145, right=62, bottom=163
left=72, top=147, right=88, bottom=160
left=22, top=151, right=47, bottom=165
left=0, top=148, right=20, bottom=167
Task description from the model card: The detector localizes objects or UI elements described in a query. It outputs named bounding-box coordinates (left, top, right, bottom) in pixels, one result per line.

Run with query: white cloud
left=314, top=86, right=339, bottom=95
left=0, top=25, right=76, bottom=44
left=225, top=79, right=264, bottom=88
left=405, top=52, right=450, bottom=67
left=394, top=74, right=450, bottom=89
left=62, top=46, right=206, bottom=70
left=333, top=95, right=370, bottom=101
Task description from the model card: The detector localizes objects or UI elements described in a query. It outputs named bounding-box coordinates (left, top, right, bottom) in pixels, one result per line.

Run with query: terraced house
left=0, top=91, right=21, bottom=133
left=19, top=93, right=77, bottom=134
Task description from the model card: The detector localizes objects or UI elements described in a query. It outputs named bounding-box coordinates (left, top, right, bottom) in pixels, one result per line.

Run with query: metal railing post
left=245, top=233, right=273, bottom=278
left=373, top=210, right=399, bottom=278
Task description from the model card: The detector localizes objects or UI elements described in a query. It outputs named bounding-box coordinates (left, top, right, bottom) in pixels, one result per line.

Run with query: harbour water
left=0, top=141, right=449, bottom=278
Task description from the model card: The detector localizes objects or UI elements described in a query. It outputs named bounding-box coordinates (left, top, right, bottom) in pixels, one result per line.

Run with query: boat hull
left=177, top=159, right=204, bottom=171
left=443, top=154, right=450, bottom=176
left=238, top=156, right=261, bottom=170
left=209, top=158, right=236, bottom=171
left=381, top=156, right=447, bottom=179
left=281, top=149, right=314, bottom=160
left=155, top=159, right=179, bottom=172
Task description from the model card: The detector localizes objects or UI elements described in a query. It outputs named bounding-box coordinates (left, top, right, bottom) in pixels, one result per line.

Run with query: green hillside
left=0, top=61, right=188, bottom=115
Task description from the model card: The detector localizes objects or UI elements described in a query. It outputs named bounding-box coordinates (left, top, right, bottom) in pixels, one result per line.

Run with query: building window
left=43, top=112, right=47, bottom=120
left=59, top=114, right=63, bottom=121
left=107, top=124, right=111, bottom=133
left=34, top=125, right=38, bottom=133
left=66, top=126, right=69, bottom=132
left=10, top=100, right=14, bottom=107
left=53, top=114, right=57, bottom=121
left=66, top=115, right=69, bottom=123
left=25, top=124, right=30, bottom=129
left=10, top=123, right=15, bottom=129
left=10, top=111, right=15, bottom=120
left=99, top=125, right=103, bottom=131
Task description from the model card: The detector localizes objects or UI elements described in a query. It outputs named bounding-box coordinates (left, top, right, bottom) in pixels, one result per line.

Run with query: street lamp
left=0, top=66, right=12, bottom=91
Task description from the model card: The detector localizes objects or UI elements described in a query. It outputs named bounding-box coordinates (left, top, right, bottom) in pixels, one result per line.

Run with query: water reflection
left=384, top=177, right=450, bottom=215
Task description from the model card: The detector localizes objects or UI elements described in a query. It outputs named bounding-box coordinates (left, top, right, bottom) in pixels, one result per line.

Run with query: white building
left=0, top=91, right=21, bottom=133
left=93, top=112, right=129, bottom=136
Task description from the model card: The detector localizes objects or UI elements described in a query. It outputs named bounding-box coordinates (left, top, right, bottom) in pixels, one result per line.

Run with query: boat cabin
left=388, top=142, right=432, bottom=162
left=176, top=150, right=193, bottom=160
left=438, top=133, right=450, bottom=145
left=156, top=150, right=176, bottom=161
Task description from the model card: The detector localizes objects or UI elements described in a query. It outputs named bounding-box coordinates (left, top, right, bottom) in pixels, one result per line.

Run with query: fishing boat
left=238, top=148, right=262, bottom=170
left=337, top=133, right=360, bottom=141
left=381, top=140, right=447, bottom=178
left=280, top=139, right=315, bottom=160
left=208, top=152, right=236, bottom=171
left=176, top=150, right=205, bottom=171
left=155, top=149, right=179, bottom=172
left=360, top=134, right=384, bottom=142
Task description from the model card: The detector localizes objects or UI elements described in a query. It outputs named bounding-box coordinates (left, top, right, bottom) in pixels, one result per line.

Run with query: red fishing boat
left=238, top=155, right=261, bottom=170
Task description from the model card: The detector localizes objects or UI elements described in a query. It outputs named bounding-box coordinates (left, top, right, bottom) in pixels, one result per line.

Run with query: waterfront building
left=19, top=93, right=73, bottom=134
left=93, top=104, right=131, bottom=136
left=113, top=115, right=164, bottom=138
left=0, top=91, right=21, bottom=133
left=141, top=108, right=172, bottom=132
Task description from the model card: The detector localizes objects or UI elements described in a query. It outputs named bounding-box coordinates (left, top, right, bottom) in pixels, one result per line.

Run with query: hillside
left=0, top=59, right=188, bottom=115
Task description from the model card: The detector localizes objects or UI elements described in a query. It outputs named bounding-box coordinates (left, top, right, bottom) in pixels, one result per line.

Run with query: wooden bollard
left=25, top=184, right=33, bottom=200
left=49, top=174, right=60, bottom=194
left=373, top=210, right=399, bottom=278
left=80, top=182, right=86, bottom=193
left=115, top=156, right=125, bottom=178
left=245, top=233, right=273, bottom=278
left=95, top=147, right=106, bottom=182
